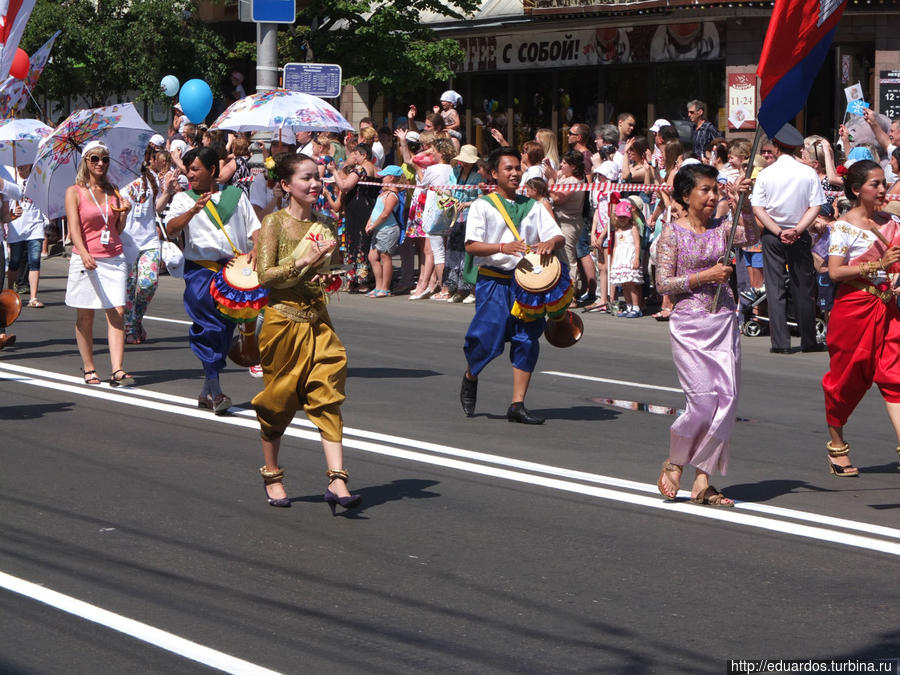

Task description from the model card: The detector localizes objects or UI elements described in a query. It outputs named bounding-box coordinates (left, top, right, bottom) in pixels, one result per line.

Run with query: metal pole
left=710, top=123, right=766, bottom=311
left=256, top=23, right=279, bottom=92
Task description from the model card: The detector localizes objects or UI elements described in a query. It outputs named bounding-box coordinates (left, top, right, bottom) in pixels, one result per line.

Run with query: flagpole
left=711, top=123, right=766, bottom=311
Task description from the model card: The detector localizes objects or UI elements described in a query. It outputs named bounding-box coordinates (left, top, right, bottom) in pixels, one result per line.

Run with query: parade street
left=1, top=258, right=899, bottom=674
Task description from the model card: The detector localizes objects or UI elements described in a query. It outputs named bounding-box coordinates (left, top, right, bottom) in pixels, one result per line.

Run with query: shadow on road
left=0, top=401, right=75, bottom=420
left=724, top=479, right=838, bottom=502
left=290, top=478, right=440, bottom=517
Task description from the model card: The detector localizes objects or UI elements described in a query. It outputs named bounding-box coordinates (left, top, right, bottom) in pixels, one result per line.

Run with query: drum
left=209, top=253, right=269, bottom=323
left=229, top=322, right=261, bottom=367
left=544, top=310, right=584, bottom=348
left=0, top=289, right=21, bottom=327
left=514, top=252, right=560, bottom=294
left=511, top=252, right=574, bottom=322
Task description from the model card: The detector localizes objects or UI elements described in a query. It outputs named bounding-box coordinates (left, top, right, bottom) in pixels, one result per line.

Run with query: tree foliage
left=232, top=0, right=479, bottom=99
left=22, top=0, right=228, bottom=109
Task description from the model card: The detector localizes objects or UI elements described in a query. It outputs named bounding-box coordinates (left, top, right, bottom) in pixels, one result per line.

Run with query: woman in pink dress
left=654, top=163, right=756, bottom=506
left=64, top=141, right=134, bottom=386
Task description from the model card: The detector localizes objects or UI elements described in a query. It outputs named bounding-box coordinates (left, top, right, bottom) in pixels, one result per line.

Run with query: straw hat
left=453, top=144, right=480, bottom=165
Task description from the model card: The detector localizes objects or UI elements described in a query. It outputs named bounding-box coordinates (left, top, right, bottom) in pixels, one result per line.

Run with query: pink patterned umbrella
left=25, top=102, right=153, bottom=219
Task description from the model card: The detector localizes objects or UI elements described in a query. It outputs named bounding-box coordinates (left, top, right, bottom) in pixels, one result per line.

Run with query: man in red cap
left=751, top=123, right=827, bottom=353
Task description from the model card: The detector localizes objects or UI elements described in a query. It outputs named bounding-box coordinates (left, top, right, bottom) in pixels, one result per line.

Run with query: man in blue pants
left=460, top=147, right=565, bottom=424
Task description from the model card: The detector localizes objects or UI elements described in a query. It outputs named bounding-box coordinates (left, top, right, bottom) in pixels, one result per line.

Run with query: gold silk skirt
left=251, top=303, right=347, bottom=442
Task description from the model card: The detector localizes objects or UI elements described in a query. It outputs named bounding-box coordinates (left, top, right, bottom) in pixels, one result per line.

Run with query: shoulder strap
left=186, top=189, right=240, bottom=256
left=485, top=192, right=522, bottom=241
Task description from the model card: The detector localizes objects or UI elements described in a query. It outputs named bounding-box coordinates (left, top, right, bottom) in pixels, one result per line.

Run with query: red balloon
left=9, top=48, right=29, bottom=80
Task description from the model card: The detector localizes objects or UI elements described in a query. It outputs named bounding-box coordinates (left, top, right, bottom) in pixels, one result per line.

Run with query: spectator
left=751, top=123, right=826, bottom=353
left=550, top=150, right=587, bottom=289
left=686, top=99, right=720, bottom=159
left=567, top=123, right=594, bottom=176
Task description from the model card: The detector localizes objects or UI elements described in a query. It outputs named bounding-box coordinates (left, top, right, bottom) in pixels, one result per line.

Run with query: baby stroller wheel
left=742, top=319, right=763, bottom=337
left=816, top=318, right=828, bottom=344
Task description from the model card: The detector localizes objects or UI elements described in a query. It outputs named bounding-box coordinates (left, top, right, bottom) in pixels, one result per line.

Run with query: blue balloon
left=179, top=79, right=213, bottom=124
left=160, top=75, right=180, bottom=97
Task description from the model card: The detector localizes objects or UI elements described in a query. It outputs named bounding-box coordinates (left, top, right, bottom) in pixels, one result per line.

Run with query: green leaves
left=23, top=0, right=227, bottom=109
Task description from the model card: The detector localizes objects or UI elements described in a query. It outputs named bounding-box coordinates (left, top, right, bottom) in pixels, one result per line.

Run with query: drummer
left=165, top=146, right=261, bottom=413
left=460, top=147, right=565, bottom=424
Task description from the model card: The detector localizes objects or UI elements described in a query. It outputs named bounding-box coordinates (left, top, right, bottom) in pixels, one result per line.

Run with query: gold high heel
left=826, top=441, right=859, bottom=477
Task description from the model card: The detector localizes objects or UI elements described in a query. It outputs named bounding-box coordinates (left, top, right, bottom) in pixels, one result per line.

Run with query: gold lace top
left=255, top=210, right=338, bottom=317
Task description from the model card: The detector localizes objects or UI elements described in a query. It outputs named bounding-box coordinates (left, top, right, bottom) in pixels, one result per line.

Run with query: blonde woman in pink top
left=64, top=141, right=134, bottom=386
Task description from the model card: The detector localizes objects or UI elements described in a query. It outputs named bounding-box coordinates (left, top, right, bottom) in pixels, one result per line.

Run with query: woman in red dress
left=822, top=159, right=900, bottom=476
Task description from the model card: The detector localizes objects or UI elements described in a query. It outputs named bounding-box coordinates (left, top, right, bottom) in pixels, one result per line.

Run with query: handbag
left=160, top=238, right=185, bottom=278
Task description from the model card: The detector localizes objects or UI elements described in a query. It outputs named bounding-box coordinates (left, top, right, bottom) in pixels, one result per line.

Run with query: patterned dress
left=655, top=212, right=758, bottom=475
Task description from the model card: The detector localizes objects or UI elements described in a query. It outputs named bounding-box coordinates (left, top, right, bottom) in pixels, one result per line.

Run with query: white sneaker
left=248, top=364, right=263, bottom=378
left=462, top=294, right=476, bottom=304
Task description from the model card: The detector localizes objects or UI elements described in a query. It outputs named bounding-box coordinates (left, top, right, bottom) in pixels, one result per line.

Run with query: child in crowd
left=608, top=198, right=644, bottom=318
left=524, top=177, right=555, bottom=220
left=365, top=166, right=405, bottom=297
left=438, top=91, right=463, bottom=148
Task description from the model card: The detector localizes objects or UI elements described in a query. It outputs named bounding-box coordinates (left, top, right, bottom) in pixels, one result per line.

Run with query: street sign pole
left=243, top=0, right=296, bottom=93
left=256, top=22, right=279, bottom=93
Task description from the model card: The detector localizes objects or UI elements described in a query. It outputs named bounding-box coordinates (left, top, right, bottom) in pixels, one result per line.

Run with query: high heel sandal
left=826, top=441, right=859, bottom=477
left=260, top=466, right=291, bottom=507
left=895, top=446, right=900, bottom=472
left=324, top=468, right=361, bottom=514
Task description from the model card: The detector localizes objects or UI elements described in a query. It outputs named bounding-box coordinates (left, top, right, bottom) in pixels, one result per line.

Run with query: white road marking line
left=4, top=364, right=900, bottom=556
left=0, top=571, right=282, bottom=675
left=541, top=370, right=683, bottom=393
left=143, top=315, right=193, bottom=326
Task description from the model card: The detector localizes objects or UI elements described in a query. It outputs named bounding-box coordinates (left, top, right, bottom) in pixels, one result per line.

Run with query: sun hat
left=453, top=144, right=479, bottom=164
left=377, top=165, right=404, bottom=177
left=614, top=200, right=634, bottom=217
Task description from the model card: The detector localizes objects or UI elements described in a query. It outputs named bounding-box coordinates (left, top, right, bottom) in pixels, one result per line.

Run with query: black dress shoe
left=769, top=347, right=792, bottom=354
left=460, top=374, right=477, bottom=417
left=801, top=343, right=826, bottom=353
left=507, top=402, right=545, bottom=425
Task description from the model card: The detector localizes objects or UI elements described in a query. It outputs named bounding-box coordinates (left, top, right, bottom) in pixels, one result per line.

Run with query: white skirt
left=65, top=254, right=128, bottom=309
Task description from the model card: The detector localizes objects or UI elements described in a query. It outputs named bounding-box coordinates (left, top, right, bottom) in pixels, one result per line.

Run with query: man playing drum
left=166, top=147, right=262, bottom=414
left=460, top=147, right=566, bottom=424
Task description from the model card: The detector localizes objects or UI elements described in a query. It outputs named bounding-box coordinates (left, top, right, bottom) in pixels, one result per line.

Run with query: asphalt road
left=1, top=257, right=899, bottom=674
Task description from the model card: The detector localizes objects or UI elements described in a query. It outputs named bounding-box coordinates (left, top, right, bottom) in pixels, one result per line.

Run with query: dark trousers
left=761, top=230, right=817, bottom=350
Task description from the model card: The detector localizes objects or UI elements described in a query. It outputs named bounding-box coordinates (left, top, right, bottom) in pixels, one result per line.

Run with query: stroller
left=739, top=279, right=828, bottom=344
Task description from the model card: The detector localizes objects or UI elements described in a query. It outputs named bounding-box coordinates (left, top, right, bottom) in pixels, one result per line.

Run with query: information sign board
left=283, top=63, right=342, bottom=98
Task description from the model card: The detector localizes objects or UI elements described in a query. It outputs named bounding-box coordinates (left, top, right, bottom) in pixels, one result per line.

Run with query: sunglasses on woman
left=87, top=155, right=110, bottom=165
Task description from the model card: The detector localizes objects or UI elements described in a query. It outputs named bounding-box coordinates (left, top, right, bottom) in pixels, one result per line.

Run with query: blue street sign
left=252, top=0, right=295, bottom=24
left=283, top=63, right=342, bottom=98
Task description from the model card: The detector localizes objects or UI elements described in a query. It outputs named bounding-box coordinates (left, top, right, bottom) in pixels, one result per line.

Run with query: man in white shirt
left=166, top=147, right=261, bottom=412
left=460, top=147, right=565, bottom=424
left=751, top=123, right=826, bottom=353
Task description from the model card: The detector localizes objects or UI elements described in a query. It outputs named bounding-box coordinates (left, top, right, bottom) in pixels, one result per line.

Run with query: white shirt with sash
left=465, top=196, right=563, bottom=272
left=165, top=188, right=261, bottom=262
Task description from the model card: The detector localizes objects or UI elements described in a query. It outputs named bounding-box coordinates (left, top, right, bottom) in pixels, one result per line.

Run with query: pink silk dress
left=655, top=211, right=758, bottom=475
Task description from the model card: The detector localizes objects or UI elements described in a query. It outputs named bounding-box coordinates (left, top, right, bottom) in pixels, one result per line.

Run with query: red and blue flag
left=757, top=0, right=848, bottom=136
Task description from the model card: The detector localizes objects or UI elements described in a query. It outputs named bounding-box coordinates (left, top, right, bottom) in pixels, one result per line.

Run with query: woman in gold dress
left=252, top=153, right=361, bottom=512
